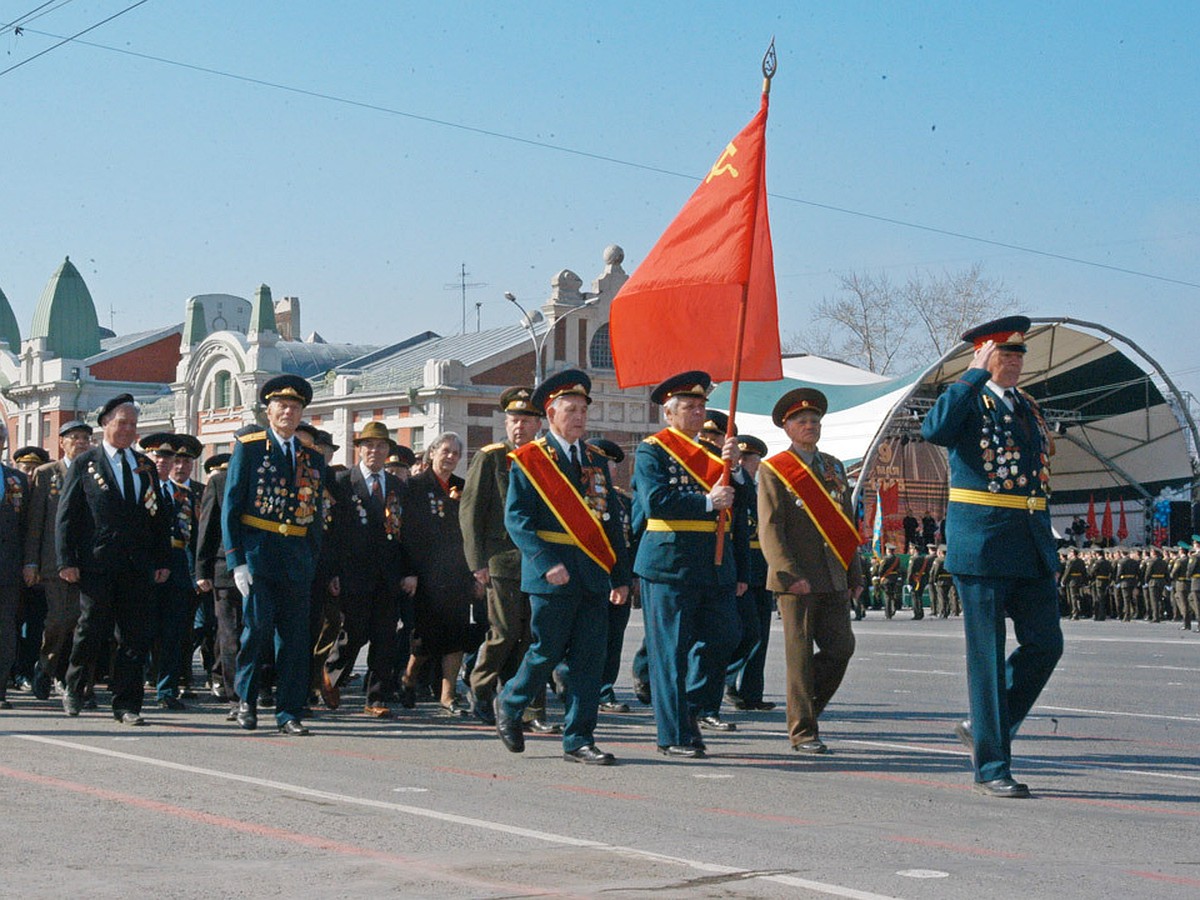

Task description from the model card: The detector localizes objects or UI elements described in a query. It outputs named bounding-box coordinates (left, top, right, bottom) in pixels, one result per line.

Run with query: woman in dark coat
left=399, top=432, right=484, bottom=714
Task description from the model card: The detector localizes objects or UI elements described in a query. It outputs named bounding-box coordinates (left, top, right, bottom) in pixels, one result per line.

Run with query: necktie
left=120, top=450, right=137, bottom=505
left=568, top=443, right=583, bottom=488
left=161, top=482, right=173, bottom=510
left=1005, top=388, right=1017, bottom=409
left=282, top=440, right=294, bottom=481
left=369, top=472, right=383, bottom=511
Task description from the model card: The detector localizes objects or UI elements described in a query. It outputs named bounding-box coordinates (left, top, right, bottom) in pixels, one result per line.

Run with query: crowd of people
left=4, top=315, right=1169, bottom=796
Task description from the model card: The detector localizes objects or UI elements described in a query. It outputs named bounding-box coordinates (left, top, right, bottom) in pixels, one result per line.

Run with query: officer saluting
left=494, top=370, right=630, bottom=765
left=222, top=375, right=326, bottom=735
left=922, top=316, right=1063, bottom=798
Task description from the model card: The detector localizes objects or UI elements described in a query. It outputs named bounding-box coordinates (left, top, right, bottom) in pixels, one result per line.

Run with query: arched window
left=589, top=323, right=614, bottom=370
left=213, top=371, right=231, bottom=409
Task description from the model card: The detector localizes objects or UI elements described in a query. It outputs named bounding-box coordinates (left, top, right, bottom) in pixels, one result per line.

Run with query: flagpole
left=715, top=39, right=776, bottom=565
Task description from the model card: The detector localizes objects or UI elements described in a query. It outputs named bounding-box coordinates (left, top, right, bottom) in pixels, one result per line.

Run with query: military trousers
left=469, top=575, right=531, bottom=701
left=498, top=588, right=608, bottom=753
left=724, top=585, right=773, bottom=706
left=211, top=584, right=242, bottom=700
left=598, top=599, right=632, bottom=705
left=325, top=586, right=400, bottom=707
left=0, top=585, right=19, bottom=700
left=236, top=574, right=311, bottom=725
left=641, top=579, right=740, bottom=748
left=38, top=578, right=81, bottom=683
left=776, top=590, right=855, bottom=745
left=953, top=573, right=1063, bottom=783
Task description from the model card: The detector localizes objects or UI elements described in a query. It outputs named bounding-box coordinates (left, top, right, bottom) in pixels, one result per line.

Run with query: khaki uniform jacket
left=24, top=458, right=67, bottom=579
left=757, top=446, right=863, bottom=595
left=459, top=441, right=521, bottom=580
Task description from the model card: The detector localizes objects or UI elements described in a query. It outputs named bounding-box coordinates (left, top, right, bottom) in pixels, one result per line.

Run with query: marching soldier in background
left=9, top=446, right=47, bottom=696
left=758, top=388, right=862, bottom=754
left=1170, top=543, right=1192, bottom=629
left=878, top=544, right=903, bottom=619
left=588, top=438, right=637, bottom=714
left=929, top=544, right=958, bottom=618
left=195, top=452, right=239, bottom=715
left=461, top=387, right=547, bottom=727
left=906, top=544, right=930, bottom=620
left=0, top=423, right=29, bottom=710
left=57, top=394, right=171, bottom=725
left=1187, top=537, right=1200, bottom=632
left=1116, top=548, right=1140, bottom=622
left=222, top=375, right=326, bottom=735
left=297, top=423, right=343, bottom=711
left=158, top=433, right=201, bottom=709
left=24, top=420, right=93, bottom=700
left=632, top=371, right=743, bottom=759
left=1061, top=548, right=1089, bottom=620
left=724, top=434, right=776, bottom=712
left=493, top=370, right=630, bottom=765
left=322, top=421, right=408, bottom=718
left=1089, top=548, right=1113, bottom=621
left=1144, top=546, right=1168, bottom=622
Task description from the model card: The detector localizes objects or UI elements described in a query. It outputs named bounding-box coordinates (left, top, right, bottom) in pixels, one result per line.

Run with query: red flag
left=609, top=94, right=782, bottom=387
left=1117, top=498, right=1128, bottom=541
left=1086, top=494, right=1098, bottom=540
left=1101, top=497, right=1113, bottom=541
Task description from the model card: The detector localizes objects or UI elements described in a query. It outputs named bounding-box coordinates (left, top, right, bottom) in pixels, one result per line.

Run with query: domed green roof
left=30, top=257, right=101, bottom=358
left=0, top=283, right=19, bottom=351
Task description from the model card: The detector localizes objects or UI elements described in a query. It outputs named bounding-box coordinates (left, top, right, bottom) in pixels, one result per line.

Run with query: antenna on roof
left=444, top=263, right=486, bottom=335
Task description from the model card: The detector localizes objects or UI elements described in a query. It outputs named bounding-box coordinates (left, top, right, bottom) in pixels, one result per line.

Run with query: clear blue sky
left=3, top=2, right=1197, bottom=393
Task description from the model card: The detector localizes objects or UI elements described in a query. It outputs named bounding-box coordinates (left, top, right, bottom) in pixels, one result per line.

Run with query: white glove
left=233, top=564, right=253, bottom=597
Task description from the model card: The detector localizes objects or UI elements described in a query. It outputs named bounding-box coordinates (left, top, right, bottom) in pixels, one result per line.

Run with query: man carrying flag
left=494, top=370, right=630, bottom=765
left=633, top=371, right=745, bottom=759
left=757, top=388, right=862, bottom=754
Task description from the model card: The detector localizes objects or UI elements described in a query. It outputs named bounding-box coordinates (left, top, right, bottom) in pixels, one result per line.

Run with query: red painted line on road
left=702, top=808, right=818, bottom=826
left=432, top=766, right=515, bottom=780
left=0, top=764, right=564, bottom=896
left=552, top=784, right=652, bottom=802
left=842, top=771, right=972, bottom=791
left=1124, top=869, right=1200, bottom=887
left=885, top=835, right=1027, bottom=859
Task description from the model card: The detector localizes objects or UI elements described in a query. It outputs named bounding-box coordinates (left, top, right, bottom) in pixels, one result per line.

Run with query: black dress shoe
left=236, top=701, right=258, bottom=731
left=116, top=711, right=147, bottom=726
left=564, top=745, right=615, bottom=765
left=158, top=696, right=186, bottom=710
left=397, top=681, right=417, bottom=710
left=793, top=739, right=828, bottom=754
left=745, top=700, right=777, bottom=711
left=62, top=692, right=82, bottom=717
left=598, top=700, right=630, bottom=713
left=698, top=715, right=736, bottom=732
left=494, top=697, right=525, bottom=753
left=259, top=690, right=275, bottom=709
left=973, top=776, right=1030, bottom=798
left=471, top=693, right=496, bottom=726
left=225, top=702, right=239, bottom=722
left=278, top=719, right=310, bottom=736
left=633, top=680, right=652, bottom=705
left=657, top=745, right=706, bottom=759
left=524, top=717, right=562, bottom=735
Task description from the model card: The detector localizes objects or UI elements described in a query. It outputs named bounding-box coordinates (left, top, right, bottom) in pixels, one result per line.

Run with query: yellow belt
left=171, top=539, right=187, bottom=549
left=749, top=540, right=761, bottom=549
left=645, top=518, right=729, bottom=533
left=535, top=530, right=575, bottom=545
left=239, top=514, right=308, bottom=538
left=948, top=487, right=1046, bottom=512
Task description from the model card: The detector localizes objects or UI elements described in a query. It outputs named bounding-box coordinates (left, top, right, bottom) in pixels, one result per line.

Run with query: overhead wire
left=0, top=0, right=149, bottom=78
left=7, top=24, right=1198, bottom=292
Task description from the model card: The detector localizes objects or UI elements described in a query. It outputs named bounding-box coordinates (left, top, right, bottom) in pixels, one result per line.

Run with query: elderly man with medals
left=222, top=375, right=326, bottom=735
left=493, top=370, right=630, bottom=765
left=632, top=371, right=746, bottom=759
left=921, top=316, right=1063, bottom=798
left=757, top=388, right=862, bottom=754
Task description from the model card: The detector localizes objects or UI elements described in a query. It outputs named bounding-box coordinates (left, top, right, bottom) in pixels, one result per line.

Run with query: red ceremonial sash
left=761, top=449, right=860, bottom=571
left=647, top=428, right=724, bottom=490
left=509, top=440, right=617, bottom=573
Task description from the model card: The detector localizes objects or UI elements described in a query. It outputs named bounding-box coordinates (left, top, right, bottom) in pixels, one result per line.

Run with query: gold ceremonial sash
left=510, top=440, right=616, bottom=574
left=761, top=449, right=860, bottom=571
left=645, top=518, right=730, bottom=533
left=647, top=427, right=724, bottom=491
left=948, top=487, right=1046, bottom=512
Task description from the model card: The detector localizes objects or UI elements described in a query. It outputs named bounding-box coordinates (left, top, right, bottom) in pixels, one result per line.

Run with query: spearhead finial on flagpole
left=762, top=37, right=777, bottom=95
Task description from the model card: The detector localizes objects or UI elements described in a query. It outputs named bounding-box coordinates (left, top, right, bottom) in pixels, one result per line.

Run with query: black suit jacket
left=334, top=466, right=410, bottom=597
left=0, top=465, right=29, bottom=586
left=195, top=469, right=232, bottom=588
left=55, top=445, right=171, bottom=574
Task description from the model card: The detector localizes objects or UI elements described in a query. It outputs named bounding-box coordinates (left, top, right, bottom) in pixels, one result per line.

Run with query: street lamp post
left=505, top=291, right=599, bottom=387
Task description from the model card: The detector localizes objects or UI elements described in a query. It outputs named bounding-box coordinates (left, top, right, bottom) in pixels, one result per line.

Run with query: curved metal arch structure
left=851, top=317, right=1198, bottom=511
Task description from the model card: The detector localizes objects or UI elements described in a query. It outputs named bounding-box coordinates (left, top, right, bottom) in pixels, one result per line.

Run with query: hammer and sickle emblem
left=705, top=142, right=739, bottom=184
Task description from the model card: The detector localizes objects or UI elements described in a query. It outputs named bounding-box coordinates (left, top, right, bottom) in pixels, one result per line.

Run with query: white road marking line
left=7, top=732, right=903, bottom=900
left=1135, top=665, right=1200, bottom=672
left=1037, top=705, right=1200, bottom=724
left=886, top=669, right=957, bottom=676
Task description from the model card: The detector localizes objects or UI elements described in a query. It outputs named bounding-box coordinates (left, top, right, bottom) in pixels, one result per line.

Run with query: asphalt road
left=2, top=613, right=1197, bottom=899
